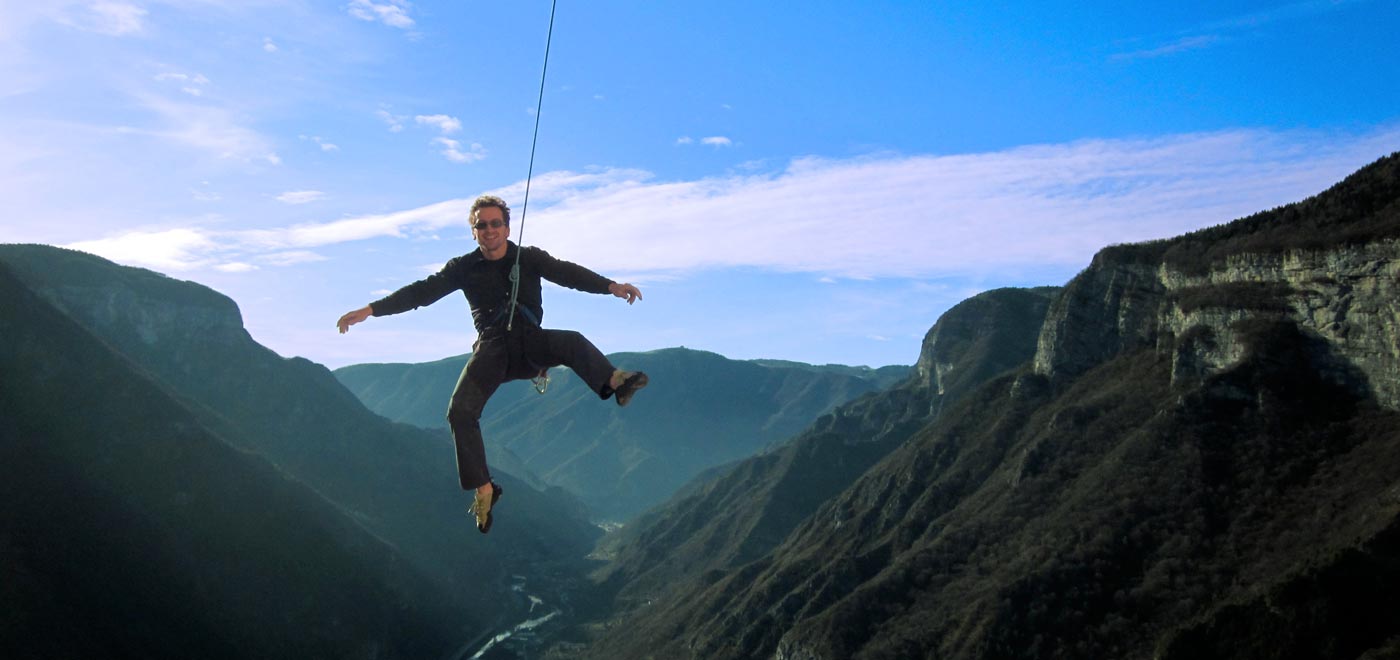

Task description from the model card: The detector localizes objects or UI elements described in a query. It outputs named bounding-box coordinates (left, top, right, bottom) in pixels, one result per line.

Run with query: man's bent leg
left=447, top=342, right=507, bottom=490
left=535, top=329, right=617, bottom=399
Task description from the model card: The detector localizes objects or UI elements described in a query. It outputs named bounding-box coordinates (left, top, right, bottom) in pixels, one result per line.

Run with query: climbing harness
left=506, top=0, right=559, bottom=334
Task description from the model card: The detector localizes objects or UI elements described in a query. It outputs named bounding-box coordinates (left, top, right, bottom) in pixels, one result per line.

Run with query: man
left=336, top=194, right=648, bottom=534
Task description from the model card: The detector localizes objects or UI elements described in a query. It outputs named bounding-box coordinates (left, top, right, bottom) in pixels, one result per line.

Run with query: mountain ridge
left=335, top=345, right=912, bottom=521
left=0, top=260, right=460, bottom=658
left=0, top=243, right=605, bottom=656
left=575, top=152, right=1400, bottom=659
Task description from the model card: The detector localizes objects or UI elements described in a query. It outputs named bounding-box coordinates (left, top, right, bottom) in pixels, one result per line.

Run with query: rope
left=507, top=0, right=559, bottom=332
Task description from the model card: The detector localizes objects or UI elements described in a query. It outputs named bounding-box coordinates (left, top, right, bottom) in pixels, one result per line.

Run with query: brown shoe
left=471, top=482, right=503, bottom=534
left=614, top=371, right=649, bottom=407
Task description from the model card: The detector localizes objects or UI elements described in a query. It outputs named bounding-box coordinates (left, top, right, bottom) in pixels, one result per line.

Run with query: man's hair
left=470, top=195, right=511, bottom=226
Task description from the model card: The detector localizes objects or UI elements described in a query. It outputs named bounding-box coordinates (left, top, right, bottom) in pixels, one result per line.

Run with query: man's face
left=471, top=206, right=510, bottom=254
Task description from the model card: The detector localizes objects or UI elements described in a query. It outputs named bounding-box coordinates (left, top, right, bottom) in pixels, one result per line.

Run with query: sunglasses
left=473, top=219, right=507, bottom=230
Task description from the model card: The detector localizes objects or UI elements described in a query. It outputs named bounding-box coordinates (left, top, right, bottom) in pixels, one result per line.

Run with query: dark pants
left=446, top=327, right=616, bottom=490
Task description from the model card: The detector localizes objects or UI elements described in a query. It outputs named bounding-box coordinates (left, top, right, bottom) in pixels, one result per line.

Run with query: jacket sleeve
left=369, top=258, right=463, bottom=316
left=530, top=248, right=613, bottom=294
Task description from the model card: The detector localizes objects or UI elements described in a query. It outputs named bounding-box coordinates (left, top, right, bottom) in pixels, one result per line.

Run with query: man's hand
left=609, top=282, right=643, bottom=305
left=337, top=305, right=373, bottom=334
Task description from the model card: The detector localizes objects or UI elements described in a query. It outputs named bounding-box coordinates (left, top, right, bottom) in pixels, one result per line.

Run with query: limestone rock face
left=916, top=286, right=1060, bottom=399
left=1033, top=240, right=1400, bottom=409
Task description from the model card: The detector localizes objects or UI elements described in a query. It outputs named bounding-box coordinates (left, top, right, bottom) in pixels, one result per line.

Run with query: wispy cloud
left=67, top=227, right=219, bottom=271
left=64, top=126, right=1400, bottom=277
left=60, top=1, right=148, bottom=36
left=128, top=94, right=279, bottom=163
left=1112, top=35, right=1221, bottom=61
left=678, top=135, right=735, bottom=148
left=434, top=137, right=485, bottom=163
left=155, top=71, right=212, bottom=96
left=347, top=0, right=414, bottom=29
left=1198, top=0, right=1370, bottom=32
left=1112, top=0, right=1370, bottom=61
left=276, top=190, right=326, bottom=204
left=415, top=114, right=461, bottom=134
left=299, top=134, right=339, bottom=151
left=376, top=109, right=406, bottom=132
left=261, top=250, right=327, bottom=266
left=262, top=36, right=278, bottom=52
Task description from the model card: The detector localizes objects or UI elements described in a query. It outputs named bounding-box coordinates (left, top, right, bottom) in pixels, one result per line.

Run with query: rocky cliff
left=0, top=244, right=604, bottom=654
left=1036, top=154, right=1400, bottom=409
left=587, top=286, right=1059, bottom=620
left=574, top=153, right=1400, bottom=660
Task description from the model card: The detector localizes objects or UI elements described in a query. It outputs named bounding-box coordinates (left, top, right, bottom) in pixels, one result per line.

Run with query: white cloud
left=66, top=228, right=218, bottom=271
left=262, top=37, right=278, bottom=52
left=701, top=136, right=733, bottom=147
left=132, top=94, right=278, bottom=163
left=155, top=71, right=211, bottom=96
left=300, top=134, right=339, bottom=151
left=676, top=136, right=694, bottom=145
left=260, top=250, right=326, bottom=266
left=64, top=1, right=148, bottom=36
left=1113, top=0, right=1363, bottom=62
left=348, top=0, right=414, bottom=29
left=216, top=262, right=257, bottom=273
left=1112, top=35, right=1221, bottom=61
left=61, top=126, right=1400, bottom=280
left=415, top=114, right=461, bottom=134
left=376, top=109, right=405, bottom=132
left=434, top=137, right=485, bottom=163
left=276, top=190, right=326, bottom=204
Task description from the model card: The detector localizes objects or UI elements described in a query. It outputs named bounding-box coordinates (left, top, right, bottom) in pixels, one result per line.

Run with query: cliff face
left=586, top=286, right=1058, bottom=633
left=576, top=153, right=1400, bottom=660
left=0, top=244, right=604, bottom=653
left=1036, top=157, right=1400, bottom=409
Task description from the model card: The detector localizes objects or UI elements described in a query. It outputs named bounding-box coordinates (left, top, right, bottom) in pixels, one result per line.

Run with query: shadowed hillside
left=336, top=348, right=910, bottom=521
left=0, top=244, right=605, bottom=656
left=574, top=152, right=1400, bottom=659
left=589, top=287, right=1060, bottom=612
left=0, top=262, right=456, bottom=658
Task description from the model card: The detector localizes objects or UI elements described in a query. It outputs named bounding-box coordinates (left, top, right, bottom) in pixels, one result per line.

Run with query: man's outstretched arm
left=337, top=305, right=373, bottom=334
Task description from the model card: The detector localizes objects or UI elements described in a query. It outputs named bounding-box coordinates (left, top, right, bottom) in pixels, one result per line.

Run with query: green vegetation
left=0, top=262, right=456, bottom=658
left=336, top=347, right=911, bottom=522
left=1101, top=151, right=1400, bottom=275
left=1172, top=281, right=1295, bottom=314
left=574, top=154, right=1400, bottom=659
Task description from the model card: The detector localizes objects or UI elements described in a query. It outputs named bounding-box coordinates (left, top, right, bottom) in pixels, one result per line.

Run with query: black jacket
left=369, top=242, right=613, bottom=334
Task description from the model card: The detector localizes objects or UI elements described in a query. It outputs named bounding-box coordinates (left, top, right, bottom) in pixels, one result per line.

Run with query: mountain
left=0, top=244, right=603, bottom=656
left=335, top=348, right=911, bottom=521
left=576, top=152, right=1400, bottom=659
left=0, top=260, right=455, bottom=658
left=590, top=286, right=1059, bottom=610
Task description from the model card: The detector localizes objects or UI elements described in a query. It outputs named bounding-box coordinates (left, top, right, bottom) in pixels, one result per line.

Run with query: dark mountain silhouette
left=0, top=261, right=454, bottom=658
left=0, top=244, right=603, bottom=657
left=590, top=286, right=1059, bottom=609
left=335, top=348, right=910, bottom=521
left=574, top=152, right=1400, bottom=659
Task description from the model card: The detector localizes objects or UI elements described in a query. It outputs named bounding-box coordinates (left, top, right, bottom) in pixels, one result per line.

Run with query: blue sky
left=4, top=0, right=1399, bottom=369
